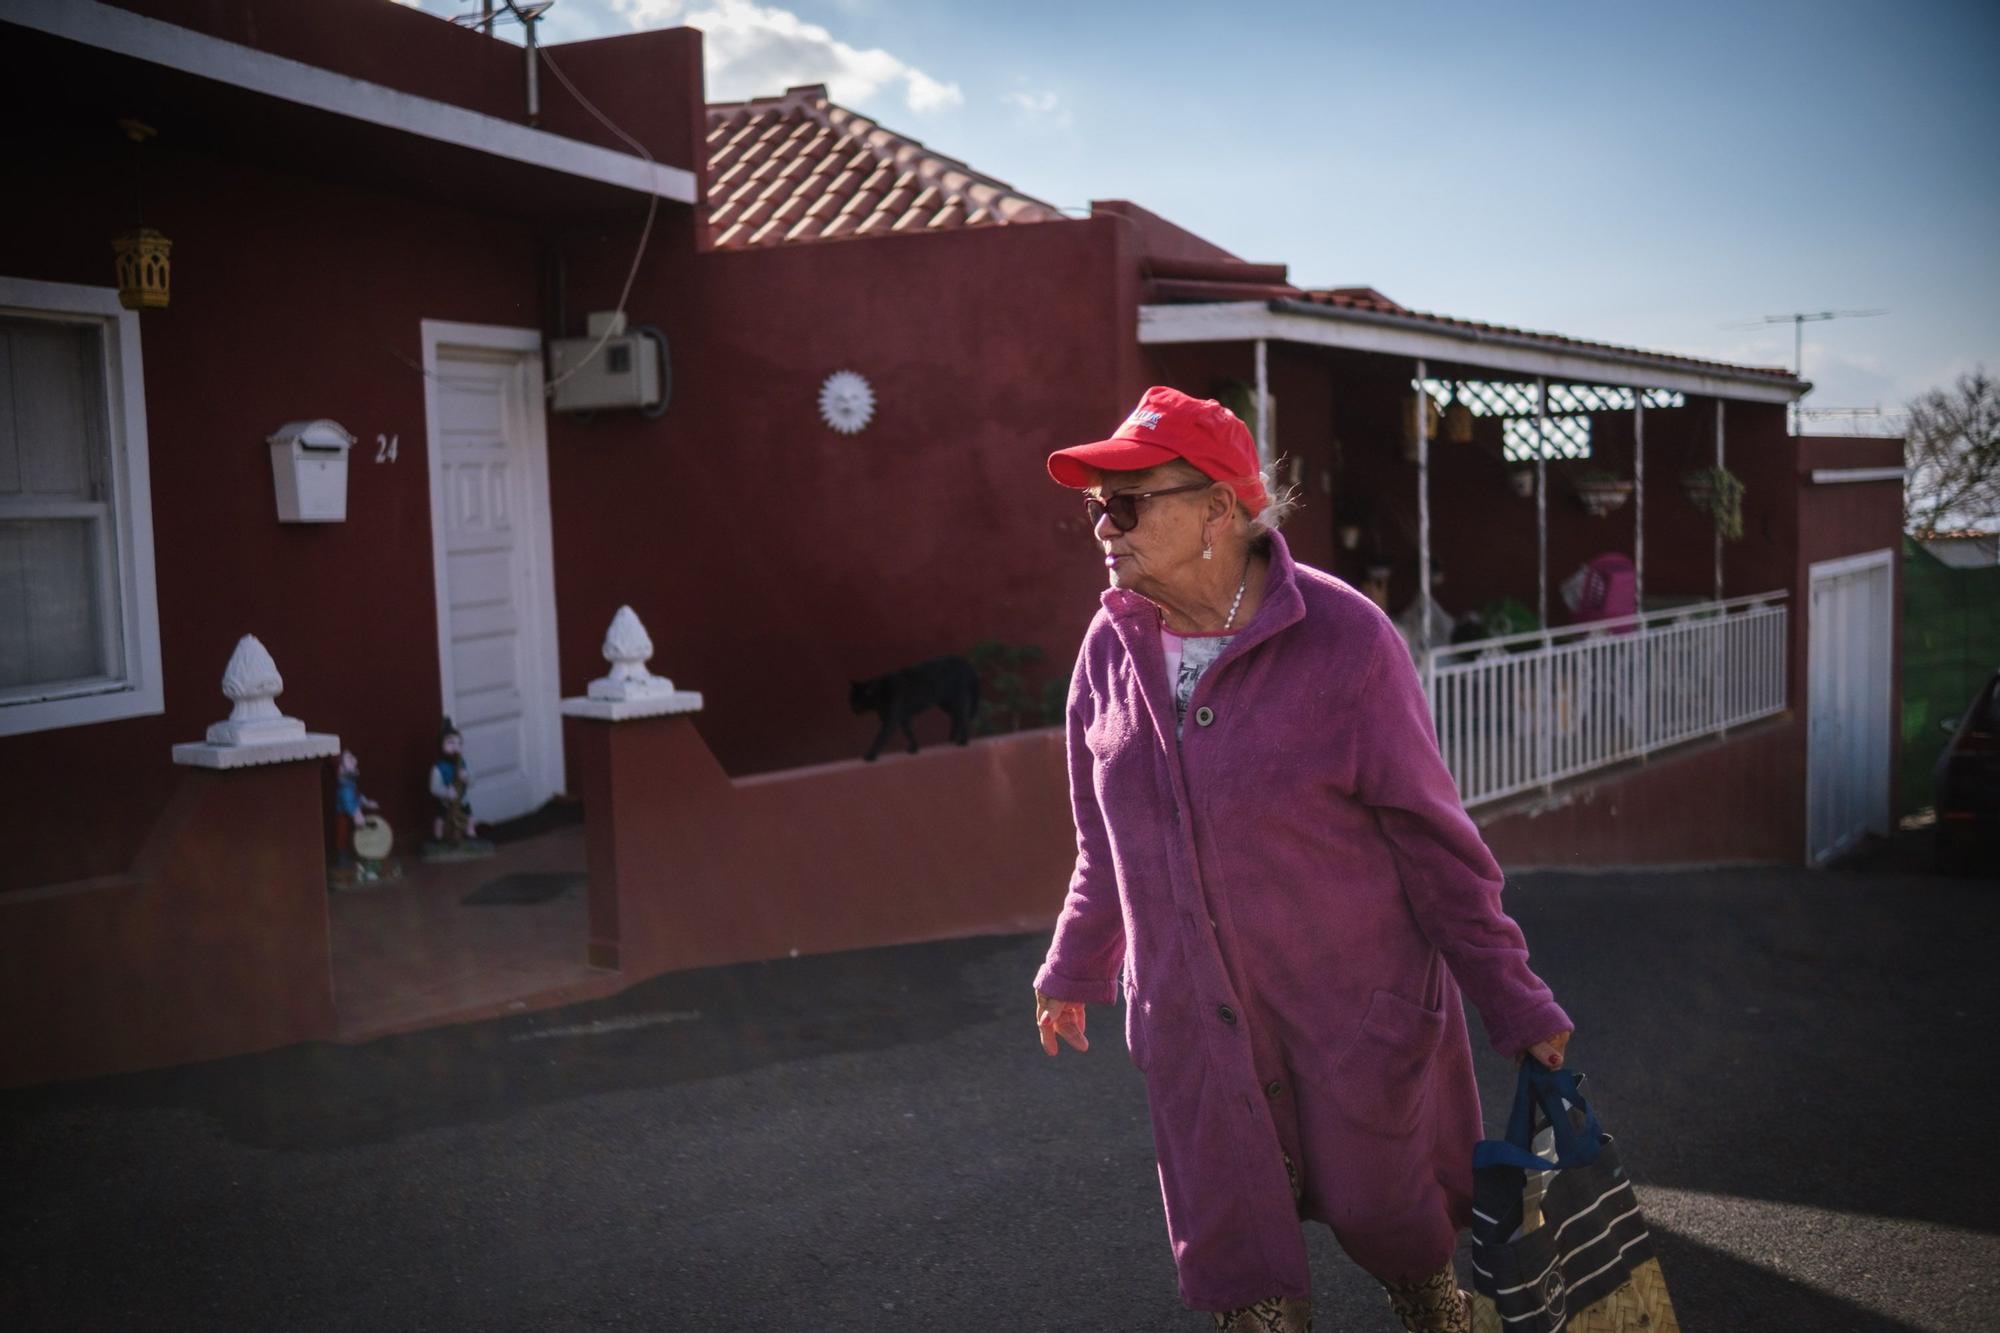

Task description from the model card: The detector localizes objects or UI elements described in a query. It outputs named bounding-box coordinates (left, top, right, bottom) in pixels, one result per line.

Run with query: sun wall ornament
left=818, top=369, right=875, bottom=435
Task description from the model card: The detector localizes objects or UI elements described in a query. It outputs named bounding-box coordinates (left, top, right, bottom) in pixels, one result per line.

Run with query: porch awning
left=1138, top=297, right=1807, bottom=405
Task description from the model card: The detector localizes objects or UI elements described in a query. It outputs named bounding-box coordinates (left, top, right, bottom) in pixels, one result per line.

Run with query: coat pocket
left=1319, top=988, right=1448, bottom=1137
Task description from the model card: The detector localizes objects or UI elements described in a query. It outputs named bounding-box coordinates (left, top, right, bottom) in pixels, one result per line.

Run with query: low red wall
left=568, top=718, right=1073, bottom=977
left=1477, top=717, right=1804, bottom=869
left=0, top=761, right=336, bottom=1088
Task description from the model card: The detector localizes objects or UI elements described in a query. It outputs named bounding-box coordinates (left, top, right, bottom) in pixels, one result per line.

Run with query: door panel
left=1808, top=557, right=1893, bottom=864
left=430, top=343, right=554, bottom=825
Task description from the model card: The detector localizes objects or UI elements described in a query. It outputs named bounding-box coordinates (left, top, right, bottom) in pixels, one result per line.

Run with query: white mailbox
left=267, top=419, right=354, bottom=523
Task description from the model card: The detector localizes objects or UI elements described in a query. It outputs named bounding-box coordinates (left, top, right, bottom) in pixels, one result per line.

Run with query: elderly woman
left=1032, top=387, right=1573, bottom=1333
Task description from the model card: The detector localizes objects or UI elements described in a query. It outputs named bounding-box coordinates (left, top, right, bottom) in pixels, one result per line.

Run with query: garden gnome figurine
left=331, top=750, right=397, bottom=886
left=334, top=749, right=375, bottom=865
left=423, top=717, right=493, bottom=860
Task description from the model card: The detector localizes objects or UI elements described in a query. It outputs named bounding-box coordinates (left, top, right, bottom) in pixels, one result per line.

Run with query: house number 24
left=375, top=434, right=399, bottom=463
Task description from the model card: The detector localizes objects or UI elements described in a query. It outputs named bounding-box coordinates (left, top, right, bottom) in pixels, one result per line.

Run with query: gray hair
left=1122, top=457, right=1301, bottom=543
left=1243, top=460, right=1302, bottom=536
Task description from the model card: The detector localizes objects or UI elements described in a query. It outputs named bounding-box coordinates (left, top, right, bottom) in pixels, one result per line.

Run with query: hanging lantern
left=1400, top=394, right=1440, bottom=451
left=111, top=118, right=170, bottom=311
left=1444, top=386, right=1474, bottom=444
left=112, top=227, right=172, bottom=310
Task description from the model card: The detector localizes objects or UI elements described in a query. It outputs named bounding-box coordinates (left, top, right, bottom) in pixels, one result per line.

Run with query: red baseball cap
left=1047, top=386, right=1268, bottom=515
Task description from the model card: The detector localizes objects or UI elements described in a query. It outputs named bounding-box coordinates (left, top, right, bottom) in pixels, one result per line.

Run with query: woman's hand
left=1520, top=1029, right=1572, bottom=1070
left=1035, top=991, right=1089, bottom=1056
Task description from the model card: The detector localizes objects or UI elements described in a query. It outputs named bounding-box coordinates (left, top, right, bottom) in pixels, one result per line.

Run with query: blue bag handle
left=1471, top=1061, right=1602, bottom=1172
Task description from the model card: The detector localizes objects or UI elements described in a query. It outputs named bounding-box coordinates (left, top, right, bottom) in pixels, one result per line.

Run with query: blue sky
left=413, top=0, right=1998, bottom=427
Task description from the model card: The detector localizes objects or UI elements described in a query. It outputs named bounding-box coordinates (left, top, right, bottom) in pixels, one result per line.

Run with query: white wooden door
left=423, top=325, right=562, bottom=826
left=1807, top=550, right=1894, bottom=864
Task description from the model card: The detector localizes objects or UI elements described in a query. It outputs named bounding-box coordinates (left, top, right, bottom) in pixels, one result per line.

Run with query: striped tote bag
left=1468, top=1063, right=1679, bottom=1333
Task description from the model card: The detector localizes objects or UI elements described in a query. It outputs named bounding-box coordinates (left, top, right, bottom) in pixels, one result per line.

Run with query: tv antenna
left=449, top=2, right=555, bottom=123
left=451, top=2, right=552, bottom=35
left=1721, top=309, right=1888, bottom=435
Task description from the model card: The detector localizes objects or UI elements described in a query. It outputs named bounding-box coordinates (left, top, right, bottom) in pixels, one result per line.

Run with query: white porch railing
left=1425, top=592, right=1789, bottom=808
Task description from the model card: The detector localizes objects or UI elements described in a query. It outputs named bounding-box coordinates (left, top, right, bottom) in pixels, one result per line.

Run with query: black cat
left=850, top=655, right=981, bottom=761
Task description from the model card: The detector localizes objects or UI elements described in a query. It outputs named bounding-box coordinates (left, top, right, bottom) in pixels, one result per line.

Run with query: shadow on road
left=1, top=935, right=1023, bottom=1152
left=1482, top=843, right=2000, bottom=1242
left=1650, top=1225, right=1930, bottom=1332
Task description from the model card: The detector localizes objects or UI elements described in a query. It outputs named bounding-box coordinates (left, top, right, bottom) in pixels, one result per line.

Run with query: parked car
left=1935, top=666, right=2000, bottom=874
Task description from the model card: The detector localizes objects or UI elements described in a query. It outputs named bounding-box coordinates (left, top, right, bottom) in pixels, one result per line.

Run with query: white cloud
left=608, top=0, right=961, bottom=113
left=1000, top=85, right=1073, bottom=131
left=904, top=68, right=962, bottom=113
left=610, top=0, right=688, bottom=23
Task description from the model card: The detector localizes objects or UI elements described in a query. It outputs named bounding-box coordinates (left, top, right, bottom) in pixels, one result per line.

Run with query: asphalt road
left=3, top=835, right=1995, bottom=1332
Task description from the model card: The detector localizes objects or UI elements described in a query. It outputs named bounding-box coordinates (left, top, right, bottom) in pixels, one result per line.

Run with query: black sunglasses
left=1085, top=481, right=1213, bottom=533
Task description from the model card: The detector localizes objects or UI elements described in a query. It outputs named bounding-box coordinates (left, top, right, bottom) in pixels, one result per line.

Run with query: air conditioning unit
left=549, top=311, right=669, bottom=414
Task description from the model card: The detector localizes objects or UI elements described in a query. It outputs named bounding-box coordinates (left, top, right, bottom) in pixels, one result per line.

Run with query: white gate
left=1427, top=593, right=1790, bottom=809
left=421, top=321, right=563, bottom=826
left=1807, top=549, right=1895, bottom=864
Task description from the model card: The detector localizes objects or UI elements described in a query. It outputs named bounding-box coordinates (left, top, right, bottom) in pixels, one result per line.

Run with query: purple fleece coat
left=1034, top=532, right=1569, bottom=1312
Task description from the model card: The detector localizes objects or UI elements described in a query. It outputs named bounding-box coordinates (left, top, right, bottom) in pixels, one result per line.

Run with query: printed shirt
left=1162, top=627, right=1237, bottom=733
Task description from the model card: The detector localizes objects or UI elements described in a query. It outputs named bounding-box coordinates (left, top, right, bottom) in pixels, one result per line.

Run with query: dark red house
left=1, top=0, right=1906, bottom=1084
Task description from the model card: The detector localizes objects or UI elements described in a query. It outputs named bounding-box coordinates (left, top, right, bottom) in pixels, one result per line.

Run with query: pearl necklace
left=1223, top=562, right=1250, bottom=632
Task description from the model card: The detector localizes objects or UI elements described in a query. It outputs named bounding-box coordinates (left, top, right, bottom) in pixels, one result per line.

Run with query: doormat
left=461, top=872, right=586, bottom=906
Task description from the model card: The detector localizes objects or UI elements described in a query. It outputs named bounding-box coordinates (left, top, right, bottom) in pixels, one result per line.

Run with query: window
left=0, top=278, right=161, bottom=735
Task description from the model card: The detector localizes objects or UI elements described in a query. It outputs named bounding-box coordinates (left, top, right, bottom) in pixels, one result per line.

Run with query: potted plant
left=1682, top=465, right=1745, bottom=540
left=967, top=639, right=1045, bottom=736
left=1570, top=469, right=1634, bottom=517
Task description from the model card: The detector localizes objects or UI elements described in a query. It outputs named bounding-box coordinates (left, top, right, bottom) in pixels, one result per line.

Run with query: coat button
left=1265, top=1079, right=1284, bottom=1098
left=1194, top=705, right=1215, bottom=727
left=1217, top=1004, right=1236, bottom=1025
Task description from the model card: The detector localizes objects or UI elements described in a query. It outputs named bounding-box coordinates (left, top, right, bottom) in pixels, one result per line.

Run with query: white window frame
left=0, top=276, right=162, bottom=735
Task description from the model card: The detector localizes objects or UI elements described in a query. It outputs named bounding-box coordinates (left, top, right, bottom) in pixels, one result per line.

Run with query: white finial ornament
left=589, top=606, right=676, bottom=701
left=562, top=606, right=704, bottom=721
left=173, top=634, right=339, bottom=767
left=210, top=635, right=305, bottom=744
left=818, top=370, right=875, bottom=435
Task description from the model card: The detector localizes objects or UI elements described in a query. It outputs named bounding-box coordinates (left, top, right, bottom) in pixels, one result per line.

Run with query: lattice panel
left=1503, top=415, right=1592, bottom=461
left=1420, top=380, right=1685, bottom=417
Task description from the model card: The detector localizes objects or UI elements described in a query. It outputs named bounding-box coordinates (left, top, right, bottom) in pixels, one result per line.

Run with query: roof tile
left=1294, top=289, right=1796, bottom=380
left=704, top=84, right=1066, bottom=250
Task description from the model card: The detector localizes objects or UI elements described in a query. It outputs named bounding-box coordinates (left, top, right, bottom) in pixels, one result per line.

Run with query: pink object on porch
left=1564, top=552, right=1638, bottom=631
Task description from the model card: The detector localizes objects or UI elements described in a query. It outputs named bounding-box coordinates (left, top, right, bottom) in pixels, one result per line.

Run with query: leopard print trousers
left=1380, top=1262, right=1471, bottom=1333
left=1213, top=1295, right=1312, bottom=1332
left=1208, top=1150, right=1469, bottom=1333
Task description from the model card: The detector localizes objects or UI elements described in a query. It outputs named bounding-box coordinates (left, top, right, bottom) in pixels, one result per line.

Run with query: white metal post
left=1415, top=359, right=1433, bottom=676
left=1714, top=397, right=1728, bottom=732
left=1536, top=376, right=1549, bottom=632
left=1254, top=338, right=1272, bottom=474
left=1714, top=397, right=1726, bottom=602
left=1535, top=376, right=1551, bottom=791
left=1792, top=315, right=1803, bottom=437
left=1634, top=392, right=1648, bottom=755
left=1633, top=394, right=1646, bottom=612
